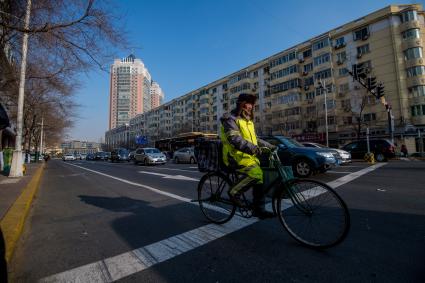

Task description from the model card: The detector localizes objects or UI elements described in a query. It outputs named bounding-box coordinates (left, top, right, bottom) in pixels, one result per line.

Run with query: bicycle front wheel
left=198, top=172, right=236, bottom=224
left=276, top=179, right=350, bottom=248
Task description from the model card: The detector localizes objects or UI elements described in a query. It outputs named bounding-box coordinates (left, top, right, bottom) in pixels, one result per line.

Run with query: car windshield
left=144, top=148, right=161, bottom=154
left=118, top=149, right=129, bottom=154
left=275, top=136, right=304, bottom=148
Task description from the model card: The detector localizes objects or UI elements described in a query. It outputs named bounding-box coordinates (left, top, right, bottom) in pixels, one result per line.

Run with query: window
left=400, top=10, right=418, bottom=23
left=339, top=68, right=349, bottom=77
left=312, top=38, right=330, bottom=51
left=304, top=63, right=313, bottom=73
left=323, top=100, right=336, bottom=109
left=304, top=76, right=314, bottom=86
left=404, top=47, right=423, bottom=60
left=411, top=104, right=425, bottom=116
left=402, top=28, right=420, bottom=40
left=270, top=51, right=297, bottom=68
left=339, top=83, right=349, bottom=93
left=285, top=107, right=301, bottom=116
left=407, top=66, right=425, bottom=77
left=335, top=37, right=345, bottom=47
left=271, top=78, right=301, bottom=94
left=270, top=65, right=298, bottom=80
left=276, top=93, right=300, bottom=104
left=409, top=85, right=425, bottom=97
left=357, top=44, right=370, bottom=55
left=314, top=68, right=332, bottom=80
left=314, top=53, right=331, bottom=66
left=353, top=27, right=369, bottom=41
left=305, top=92, right=315, bottom=100
left=303, top=49, right=312, bottom=58
left=363, top=113, right=376, bottom=122
left=336, top=52, right=346, bottom=63
left=306, top=106, right=316, bottom=114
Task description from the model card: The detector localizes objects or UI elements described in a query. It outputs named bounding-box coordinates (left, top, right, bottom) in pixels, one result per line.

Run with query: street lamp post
left=319, top=79, right=329, bottom=147
left=9, top=0, right=32, bottom=177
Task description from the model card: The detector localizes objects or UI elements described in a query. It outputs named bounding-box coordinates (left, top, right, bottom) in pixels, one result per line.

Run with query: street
left=10, top=159, right=425, bottom=282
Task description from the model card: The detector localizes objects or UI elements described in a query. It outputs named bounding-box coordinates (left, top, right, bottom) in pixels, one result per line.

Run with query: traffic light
left=367, top=77, right=377, bottom=91
left=376, top=83, right=385, bottom=98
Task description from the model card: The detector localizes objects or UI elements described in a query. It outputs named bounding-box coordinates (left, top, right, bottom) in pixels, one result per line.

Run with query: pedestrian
left=401, top=144, right=408, bottom=157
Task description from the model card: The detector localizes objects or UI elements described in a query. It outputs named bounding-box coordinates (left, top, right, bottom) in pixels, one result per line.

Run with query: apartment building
left=106, top=4, right=425, bottom=152
left=60, top=140, right=101, bottom=155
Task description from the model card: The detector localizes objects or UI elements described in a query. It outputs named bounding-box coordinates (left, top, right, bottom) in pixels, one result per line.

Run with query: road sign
left=135, top=135, right=148, bottom=145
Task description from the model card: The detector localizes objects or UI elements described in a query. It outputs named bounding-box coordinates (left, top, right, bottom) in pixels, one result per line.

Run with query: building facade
left=60, top=141, right=101, bottom=155
left=150, top=81, right=164, bottom=109
left=109, top=55, right=152, bottom=130
left=106, top=5, right=425, bottom=153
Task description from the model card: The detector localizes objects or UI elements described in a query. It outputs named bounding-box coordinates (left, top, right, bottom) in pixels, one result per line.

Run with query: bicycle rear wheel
left=276, top=179, right=350, bottom=248
left=198, top=172, right=236, bottom=224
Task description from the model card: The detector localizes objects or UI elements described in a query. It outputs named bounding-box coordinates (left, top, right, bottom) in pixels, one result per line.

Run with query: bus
left=154, top=132, right=218, bottom=152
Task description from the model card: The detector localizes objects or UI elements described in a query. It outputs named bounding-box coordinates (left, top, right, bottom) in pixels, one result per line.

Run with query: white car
left=62, top=154, right=76, bottom=161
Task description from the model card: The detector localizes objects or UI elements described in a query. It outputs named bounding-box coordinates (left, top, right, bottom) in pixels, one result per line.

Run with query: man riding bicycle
left=220, top=93, right=275, bottom=219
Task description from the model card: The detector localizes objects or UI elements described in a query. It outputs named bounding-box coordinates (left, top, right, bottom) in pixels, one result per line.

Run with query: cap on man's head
left=237, top=93, right=257, bottom=104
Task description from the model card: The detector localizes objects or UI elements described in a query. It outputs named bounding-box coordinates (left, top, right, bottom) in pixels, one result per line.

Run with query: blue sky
left=69, top=0, right=408, bottom=142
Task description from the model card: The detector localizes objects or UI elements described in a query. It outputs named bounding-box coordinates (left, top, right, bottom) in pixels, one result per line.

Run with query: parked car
left=86, top=153, right=95, bottom=160
left=104, top=152, right=111, bottom=161
left=341, top=139, right=395, bottom=162
left=302, top=142, right=351, bottom=164
left=110, top=148, right=130, bottom=162
left=173, top=147, right=197, bottom=164
left=80, top=153, right=87, bottom=160
left=62, top=154, right=76, bottom=161
left=260, top=135, right=338, bottom=177
left=94, top=151, right=108, bottom=161
left=134, top=148, right=167, bottom=165
left=128, top=150, right=136, bottom=161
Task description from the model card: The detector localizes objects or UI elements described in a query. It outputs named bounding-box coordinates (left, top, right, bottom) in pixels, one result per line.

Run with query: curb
left=0, top=163, right=45, bottom=262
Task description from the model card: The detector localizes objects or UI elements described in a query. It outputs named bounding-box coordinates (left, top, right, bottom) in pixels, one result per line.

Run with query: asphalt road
left=9, top=159, right=425, bottom=282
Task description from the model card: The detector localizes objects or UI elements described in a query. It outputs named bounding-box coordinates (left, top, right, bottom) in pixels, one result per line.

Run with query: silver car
left=134, top=148, right=166, bottom=165
left=302, top=142, right=351, bottom=164
left=173, top=147, right=196, bottom=164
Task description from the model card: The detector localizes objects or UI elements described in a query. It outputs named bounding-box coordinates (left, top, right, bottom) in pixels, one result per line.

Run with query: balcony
left=405, top=57, right=425, bottom=69
left=406, top=75, right=425, bottom=88
left=412, top=115, right=425, bottom=125
left=399, top=20, right=420, bottom=32
left=401, top=38, right=422, bottom=51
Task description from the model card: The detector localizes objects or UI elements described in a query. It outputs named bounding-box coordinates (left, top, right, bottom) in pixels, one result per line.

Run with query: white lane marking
left=64, top=163, right=192, bottom=203
left=48, top=162, right=387, bottom=282
left=138, top=170, right=199, bottom=181
left=326, top=163, right=386, bottom=189
left=0, top=178, right=20, bottom=184
left=154, top=167, right=199, bottom=173
left=189, top=166, right=198, bottom=169
left=326, top=171, right=354, bottom=174
left=40, top=217, right=255, bottom=283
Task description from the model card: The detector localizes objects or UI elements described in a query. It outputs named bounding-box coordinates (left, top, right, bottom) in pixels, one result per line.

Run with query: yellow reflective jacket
left=220, top=111, right=260, bottom=168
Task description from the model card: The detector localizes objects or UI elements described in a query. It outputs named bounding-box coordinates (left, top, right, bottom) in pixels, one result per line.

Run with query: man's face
left=241, top=102, right=253, bottom=112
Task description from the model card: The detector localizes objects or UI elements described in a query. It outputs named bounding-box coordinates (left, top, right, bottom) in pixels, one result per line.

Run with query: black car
left=86, top=153, right=95, bottom=160
left=260, top=135, right=338, bottom=177
left=341, top=139, right=395, bottom=162
left=110, top=148, right=130, bottom=162
left=94, top=151, right=108, bottom=161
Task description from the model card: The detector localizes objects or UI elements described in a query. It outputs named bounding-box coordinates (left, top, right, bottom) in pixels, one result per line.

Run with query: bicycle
left=196, top=147, right=350, bottom=249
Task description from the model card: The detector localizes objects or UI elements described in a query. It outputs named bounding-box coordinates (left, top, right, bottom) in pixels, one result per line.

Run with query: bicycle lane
left=34, top=162, right=390, bottom=282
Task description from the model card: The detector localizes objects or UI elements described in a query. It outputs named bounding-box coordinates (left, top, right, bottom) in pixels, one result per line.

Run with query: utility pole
left=319, top=79, right=329, bottom=147
left=9, top=0, right=32, bottom=177
left=39, top=117, right=44, bottom=158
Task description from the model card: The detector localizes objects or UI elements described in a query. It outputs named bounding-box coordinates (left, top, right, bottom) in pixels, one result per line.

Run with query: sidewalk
left=0, top=162, right=45, bottom=261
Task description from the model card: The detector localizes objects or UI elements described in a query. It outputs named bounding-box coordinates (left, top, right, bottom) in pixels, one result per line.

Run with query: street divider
left=0, top=163, right=45, bottom=262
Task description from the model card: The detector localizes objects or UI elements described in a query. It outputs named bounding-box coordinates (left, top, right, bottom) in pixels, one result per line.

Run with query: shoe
left=252, top=208, right=275, bottom=219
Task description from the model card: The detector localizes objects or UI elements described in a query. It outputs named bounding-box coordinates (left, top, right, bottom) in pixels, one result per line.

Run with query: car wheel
left=294, top=159, right=312, bottom=177
left=375, top=152, right=386, bottom=162
left=174, top=157, right=179, bottom=164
